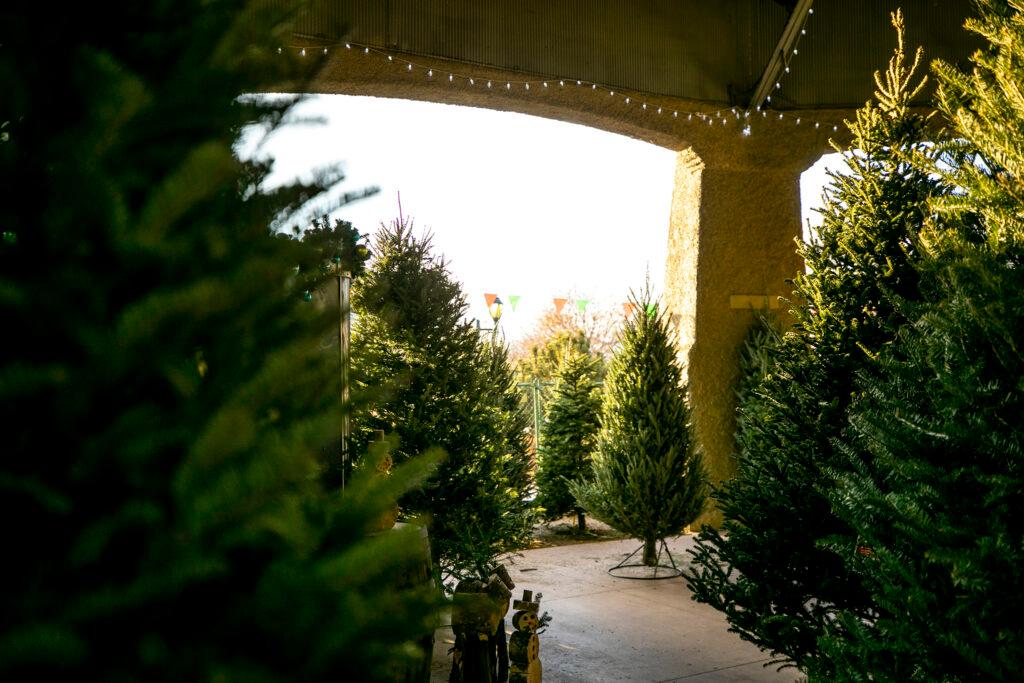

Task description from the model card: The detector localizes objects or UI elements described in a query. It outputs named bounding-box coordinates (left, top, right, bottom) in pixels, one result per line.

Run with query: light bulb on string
left=796, top=118, right=801, bottom=124
left=300, top=48, right=306, bottom=56
left=345, top=43, right=351, bottom=49
left=448, top=73, right=453, bottom=82
left=387, top=55, right=392, bottom=61
left=427, top=69, right=433, bottom=77
left=815, top=122, right=820, bottom=128
left=625, top=97, right=630, bottom=104
left=525, top=83, right=530, bottom=90
left=544, top=82, right=548, bottom=88
left=323, top=48, right=328, bottom=55
left=559, top=80, right=564, bottom=86
left=742, top=125, right=752, bottom=136
left=591, top=83, right=596, bottom=90
left=778, top=112, right=784, bottom=119
left=277, top=46, right=282, bottom=54
left=610, top=91, right=614, bottom=96
left=407, top=63, right=412, bottom=71
left=470, top=78, right=475, bottom=85
left=506, top=82, right=511, bottom=89
left=673, top=111, right=678, bottom=117
left=487, top=81, right=492, bottom=88
left=657, top=107, right=662, bottom=114
left=364, top=47, right=369, bottom=54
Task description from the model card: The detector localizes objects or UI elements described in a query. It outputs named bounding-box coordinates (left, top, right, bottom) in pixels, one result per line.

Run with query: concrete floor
left=431, top=535, right=800, bottom=683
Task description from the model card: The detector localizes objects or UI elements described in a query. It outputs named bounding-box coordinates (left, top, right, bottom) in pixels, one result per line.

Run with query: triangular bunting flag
left=622, top=302, right=637, bottom=317
left=646, top=303, right=657, bottom=318
left=484, top=292, right=498, bottom=306
left=553, top=297, right=568, bottom=314
left=576, top=299, right=589, bottom=314
left=509, top=295, right=521, bottom=311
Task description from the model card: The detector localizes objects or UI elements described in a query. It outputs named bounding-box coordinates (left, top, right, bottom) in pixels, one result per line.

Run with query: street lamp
left=488, top=296, right=503, bottom=326
left=476, top=296, right=505, bottom=341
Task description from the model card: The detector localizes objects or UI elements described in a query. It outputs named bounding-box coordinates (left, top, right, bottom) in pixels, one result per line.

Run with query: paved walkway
left=431, top=535, right=798, bottom=683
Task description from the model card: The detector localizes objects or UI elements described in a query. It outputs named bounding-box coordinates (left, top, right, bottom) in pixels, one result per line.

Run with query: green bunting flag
left=576, top=299, right=589, bottom=314
left=646, top=303, right=657, bottom=318
left=509, top=295, right=521, bottom=311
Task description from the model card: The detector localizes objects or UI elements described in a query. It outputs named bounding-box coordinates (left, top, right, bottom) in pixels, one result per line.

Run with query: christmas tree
left=351, top=219, right=535, bottom=584
left=535, top=350, right=602, bottom=532
left=686, top=13, right=941, bottom=675
left=571, top=292, right=706, bottom=566
left=0, top=1, right=441, bottom=680
left=820, top=1, right=1024, bottom=678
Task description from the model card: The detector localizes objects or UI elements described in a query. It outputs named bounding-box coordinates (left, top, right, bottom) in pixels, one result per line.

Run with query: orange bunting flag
left=622, top=302, right=637, bottom=317
left=484, top=292, right=498, bottom=306
left=553, top=297, right=568, bottom=314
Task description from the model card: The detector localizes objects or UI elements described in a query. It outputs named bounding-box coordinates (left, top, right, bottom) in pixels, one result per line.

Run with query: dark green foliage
left=0, top=2, right=443, bottom=680
left=570, top=292, right=706, bottom=566
left=296, top=214, right=371, bottom=286
left=535, top=350, right=602, bottom=530
left=351, top=220, right=535, bottom=585
left=819, top=2, right=1024, bottom=679
left=686, top=14, right=941, bottom=675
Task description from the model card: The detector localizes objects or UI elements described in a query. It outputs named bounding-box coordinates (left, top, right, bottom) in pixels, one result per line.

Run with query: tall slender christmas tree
left=821, top=2, right=1024, bottom=678
left=0, top=2, right=440, bottom=680
left=571, top=292, right=705, bottom=566
left=351, top=219, right=535, bottom=584
left=686, top=13, right=941, bottom=675
left=536, top=350, right=602, bottom=531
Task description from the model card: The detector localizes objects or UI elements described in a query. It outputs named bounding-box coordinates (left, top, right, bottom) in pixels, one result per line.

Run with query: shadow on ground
left=431, top=535, right=799, bottom=683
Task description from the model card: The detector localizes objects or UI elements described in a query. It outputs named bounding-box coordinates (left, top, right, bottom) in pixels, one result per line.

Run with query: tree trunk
left=642, top=538, right=658, bottom=566
left=576, top=510, right=586, bottom=533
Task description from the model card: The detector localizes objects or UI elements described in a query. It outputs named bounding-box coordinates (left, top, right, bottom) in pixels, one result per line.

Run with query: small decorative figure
left=508, top=590, right=546, bottom=683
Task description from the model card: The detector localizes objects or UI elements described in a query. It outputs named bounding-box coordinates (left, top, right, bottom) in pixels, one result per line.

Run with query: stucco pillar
left=665, top=142, right=820, bottom=528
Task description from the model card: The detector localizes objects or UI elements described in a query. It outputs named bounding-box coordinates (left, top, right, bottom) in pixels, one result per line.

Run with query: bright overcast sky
left=248, top=94, right=839, bottom=341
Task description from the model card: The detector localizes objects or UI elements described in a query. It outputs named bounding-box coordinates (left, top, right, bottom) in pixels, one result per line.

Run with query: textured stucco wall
left=664, top=144, right=820, bottom=527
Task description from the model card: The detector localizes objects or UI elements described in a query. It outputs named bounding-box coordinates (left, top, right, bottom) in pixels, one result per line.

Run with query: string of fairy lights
left=279, top=6, right=839, bottom=135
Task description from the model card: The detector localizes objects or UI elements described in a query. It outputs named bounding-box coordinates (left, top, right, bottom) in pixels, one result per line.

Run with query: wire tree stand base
left=608, top=538, right=681, bottom=580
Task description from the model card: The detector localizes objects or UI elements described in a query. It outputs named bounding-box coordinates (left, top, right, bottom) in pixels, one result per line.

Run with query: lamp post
left=477, top=296, right=504, bottom=342
left=488, top=296, right=503, bottom=341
